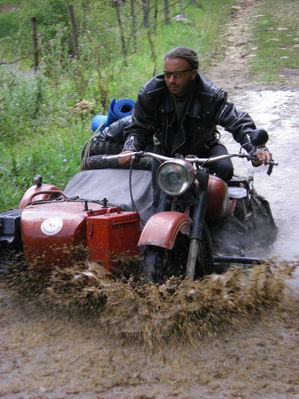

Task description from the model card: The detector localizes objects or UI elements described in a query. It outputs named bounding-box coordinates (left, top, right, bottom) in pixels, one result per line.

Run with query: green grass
left=0, top=124, right=90, bottom=210
left=0, top=0, right=22, bottom=4
left=0, top=4, right=21, bottom=38
left=250, top=0, right=299, bottom=82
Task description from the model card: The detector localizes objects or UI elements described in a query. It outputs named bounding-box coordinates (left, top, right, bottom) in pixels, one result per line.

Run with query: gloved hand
left=118, top=134, right=140, bottom=166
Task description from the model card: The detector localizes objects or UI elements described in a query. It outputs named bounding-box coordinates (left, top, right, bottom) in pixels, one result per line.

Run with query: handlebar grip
left=267, top=163, right=274, bottom=176
left=247, top=154, right=278, bottom=166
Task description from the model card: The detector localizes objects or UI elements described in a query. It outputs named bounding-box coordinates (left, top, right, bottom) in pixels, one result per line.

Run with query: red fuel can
left=86, top=208, right=141, bottom=274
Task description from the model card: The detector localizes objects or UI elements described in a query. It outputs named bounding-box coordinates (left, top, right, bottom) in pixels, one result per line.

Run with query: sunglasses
left=164, top=68, right=193, bottom=79
left=164, top=69, right=193, bottom=79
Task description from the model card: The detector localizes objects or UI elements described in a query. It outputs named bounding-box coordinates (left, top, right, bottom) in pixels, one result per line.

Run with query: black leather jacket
left=123, top=73, right=257, bottom=156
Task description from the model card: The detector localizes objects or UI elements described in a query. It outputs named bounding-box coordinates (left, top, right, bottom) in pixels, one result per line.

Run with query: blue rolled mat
left=91, top=114, right=107, bottom=132
left=105, top=98, right=135, bottom=127
left=91, top=98, right=135, bottom=133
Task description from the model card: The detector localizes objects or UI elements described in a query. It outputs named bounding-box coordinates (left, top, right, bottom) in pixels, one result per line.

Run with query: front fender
left=138, top=211, right=191, bottom=249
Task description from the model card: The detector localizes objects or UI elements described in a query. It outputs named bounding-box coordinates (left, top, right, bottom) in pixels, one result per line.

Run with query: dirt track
left=207, top=0, right=299, bottom=91
left=1, top=0, right=299, bottom=398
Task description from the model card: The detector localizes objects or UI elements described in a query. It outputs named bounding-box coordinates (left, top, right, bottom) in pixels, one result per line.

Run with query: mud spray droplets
left=5, top=259, right=296, bottom=349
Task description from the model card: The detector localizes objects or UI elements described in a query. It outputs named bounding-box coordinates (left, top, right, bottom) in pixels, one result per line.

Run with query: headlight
left=157, top=159, right=195, bottom=196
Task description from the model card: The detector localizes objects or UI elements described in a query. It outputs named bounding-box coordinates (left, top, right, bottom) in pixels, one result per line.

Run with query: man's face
left=164, top=57, right=197, bottom=97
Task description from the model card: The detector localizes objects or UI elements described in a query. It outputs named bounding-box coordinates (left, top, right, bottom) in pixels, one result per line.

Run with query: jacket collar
left=161, top=74, right=207, bottom=118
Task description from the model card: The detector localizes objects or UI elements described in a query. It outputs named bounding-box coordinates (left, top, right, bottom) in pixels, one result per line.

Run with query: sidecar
left=0, top=168, right=153, bottom=275
left=0, top=103, right=154, bottom=277
left=0, top=163, right=277, bottom=280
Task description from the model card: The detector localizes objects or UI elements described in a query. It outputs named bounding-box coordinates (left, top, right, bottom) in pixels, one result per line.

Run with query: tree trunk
left=113, top=1, right=128, bottom=66
left=164, top=0, right=170, bottom=24
left=153, top=0, right=158, bottom=33
left=142, top=0, right=150, bottom=28
left=180, top=0, right=186, bottom=17
left=130, top=0, right=137, bottom=52
left=68, top=4, right=79, bottom=58
left=147, top=28, right=157, bottom=76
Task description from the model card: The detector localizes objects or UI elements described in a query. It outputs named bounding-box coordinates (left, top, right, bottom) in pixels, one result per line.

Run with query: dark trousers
left=203, top=142, right=234, bottom=182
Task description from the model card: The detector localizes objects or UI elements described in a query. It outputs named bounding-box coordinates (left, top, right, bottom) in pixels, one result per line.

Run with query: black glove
left=123, top=135, right=141, bottom=152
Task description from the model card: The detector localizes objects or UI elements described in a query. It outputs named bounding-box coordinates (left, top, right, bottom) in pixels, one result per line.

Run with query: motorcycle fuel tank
left=206, top=175, right=230, bottom=220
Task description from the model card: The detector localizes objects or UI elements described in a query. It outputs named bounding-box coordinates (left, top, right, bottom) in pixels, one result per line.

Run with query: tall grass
left=0, top=124, right=90, bottom=210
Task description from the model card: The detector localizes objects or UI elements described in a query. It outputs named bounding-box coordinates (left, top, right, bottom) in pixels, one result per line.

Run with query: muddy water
left=1, top=90, right=299, bottom=399
left=226, top=89, right=299, bottom=260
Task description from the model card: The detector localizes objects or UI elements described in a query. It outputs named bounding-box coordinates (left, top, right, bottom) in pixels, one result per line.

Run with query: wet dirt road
left=0, top=89, right=298, bottom=399
left=224, top=89, right=299, bottom=261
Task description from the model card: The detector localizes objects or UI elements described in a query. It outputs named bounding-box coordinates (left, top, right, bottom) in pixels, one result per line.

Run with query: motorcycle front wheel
left=142, top=225, right=214, bottom=283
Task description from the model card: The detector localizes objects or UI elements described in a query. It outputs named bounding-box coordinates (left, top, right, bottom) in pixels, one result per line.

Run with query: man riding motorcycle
left=119, top=46, right=272, bottom=180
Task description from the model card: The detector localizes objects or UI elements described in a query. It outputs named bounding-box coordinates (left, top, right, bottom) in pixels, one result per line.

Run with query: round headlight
left=157, top=159, right=195, bottom=196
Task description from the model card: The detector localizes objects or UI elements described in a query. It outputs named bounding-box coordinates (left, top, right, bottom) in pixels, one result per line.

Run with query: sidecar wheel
left=0, top=244, right=26, bottom=278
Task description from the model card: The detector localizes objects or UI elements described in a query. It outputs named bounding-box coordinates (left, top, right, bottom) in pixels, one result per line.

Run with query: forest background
left=0, top=0, right=298, bottom=211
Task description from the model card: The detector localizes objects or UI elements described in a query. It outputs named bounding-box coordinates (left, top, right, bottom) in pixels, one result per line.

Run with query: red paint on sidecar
left=86, top=209, right=140, bottom=274
left=21, top=199, right=141, bottom=274
left=21, top=201, right=95, bottom=270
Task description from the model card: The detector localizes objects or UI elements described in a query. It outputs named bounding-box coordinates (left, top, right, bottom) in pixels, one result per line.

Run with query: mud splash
left=1, top=260, right=298, bottom=399
left=4, top=259, right=296, bottom=349
left=98, top=265, right=288, bottom=347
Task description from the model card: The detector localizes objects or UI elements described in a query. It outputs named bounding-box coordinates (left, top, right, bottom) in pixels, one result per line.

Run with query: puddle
left=222, top=90, right=299, bottom=260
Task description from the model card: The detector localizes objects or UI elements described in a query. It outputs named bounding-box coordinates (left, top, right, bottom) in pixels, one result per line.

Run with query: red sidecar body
left=0, top=167, right=233, bottom=276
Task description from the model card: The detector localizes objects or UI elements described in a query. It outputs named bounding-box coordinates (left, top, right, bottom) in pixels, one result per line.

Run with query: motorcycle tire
left=142, top=224, right=214, bottom=283
left=193, top=223, right=215, bottom=279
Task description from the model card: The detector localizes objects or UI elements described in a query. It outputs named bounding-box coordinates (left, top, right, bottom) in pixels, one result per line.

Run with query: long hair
left=164, top=47, right=199, bottom=70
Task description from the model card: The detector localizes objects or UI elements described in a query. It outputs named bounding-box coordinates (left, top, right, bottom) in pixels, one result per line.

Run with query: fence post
left=31, top=16, right=39, bottom=72
left=68, top=4, right=79, bottom=58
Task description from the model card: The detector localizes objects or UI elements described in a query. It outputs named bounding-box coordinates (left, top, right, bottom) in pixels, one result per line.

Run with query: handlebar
left=102, top=151, right=278, bottom=166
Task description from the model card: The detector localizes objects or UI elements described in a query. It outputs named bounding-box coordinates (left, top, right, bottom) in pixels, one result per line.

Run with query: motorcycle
left=0, top=130, right=277, bottom=284
left=103, top=132, right=277, bottom=282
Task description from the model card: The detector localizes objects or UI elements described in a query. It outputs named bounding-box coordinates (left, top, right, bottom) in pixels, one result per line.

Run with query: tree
left=164, top=0, right=170, bottom=24
left=142, top=0, right=150, bottom=28
left=130, top=0, right=137, bottom=52
left=111, top=0, right=127, bottom=65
